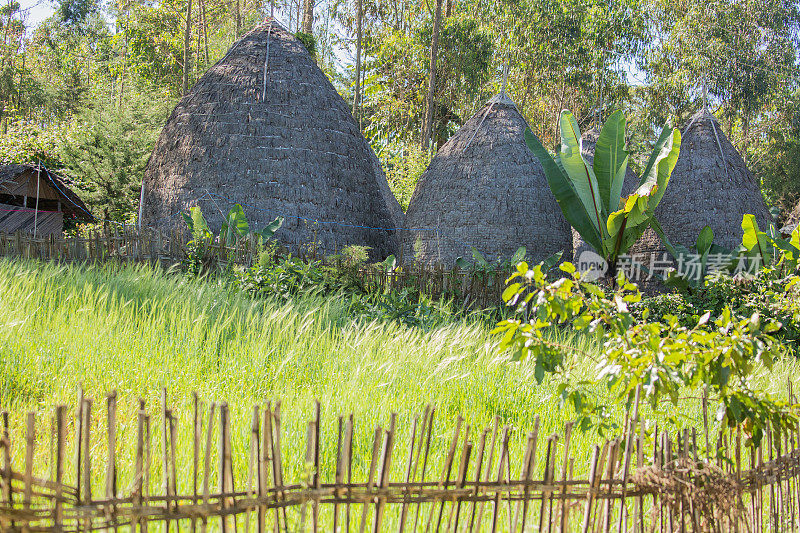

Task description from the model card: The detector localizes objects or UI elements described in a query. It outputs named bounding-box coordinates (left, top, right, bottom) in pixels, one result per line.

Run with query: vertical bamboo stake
left=201, top=402, right=217, bottom=533
left=512, top=431, right=535, bottom=533
left=193, top=393, right=202, bottom=533
left=313, top=401, right=321, bottom=533
left=617, top=387, right=640, bottom=532
left=559, top=422, right=574, bottom=533
left=429, top=416, right=462, bottom=532
left=23, top=412, right=34, bottom=512
left=133, top=409, right=145, bottom=530
left=143, top=413, right=152, bottom=533
left=74, top=388, right=84, bottom=503
left=272, top=402, right=288, bottom=532
left=54, top=406, right=66, bottom=529
left=397, top=413, right=419, bottom=532
left=450, top=431, right=472, bottom=532
left=581, top=442, right=606, bottom=533
left=467, top=428, right=489, bottom=533
left=259, top=404, right=273, bottom=533
left=105, top=392, right=118, bottom=530
left=359, top=426, right=383, bottom=533
left=299, top=419, right=316, bottom=532
left=373, top=413, right=397, bottom=532
left=82, top=398, right=93, bottom=532
left=169, top=413, right=178, bottom=522
left=490, top=427, right=510, bottom=533
left=474, top=417, right=500, bottom=532
left=246, top=406, right=260, bottom=533
left=413, top=408, right=436, bottom=532
left=334, top=416, right=345, bottom=533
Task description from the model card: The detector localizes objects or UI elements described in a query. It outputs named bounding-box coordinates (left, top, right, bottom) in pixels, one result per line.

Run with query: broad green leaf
left=455, top=257, right=469, bottom=270
left=742, top=214, right=771, bottom=264
left=185, top=206, right=211, bottom=242
left=541, top=251, right=564, bottom=272
left=636, top=127, right=681, bottom=213
left=650, top=217, right=682, bottom=262
left=257, top=216, right=284, bottom=241
left=696, top=226, right=714, bottom=256
left=511, top=246, right=526, bottom=265
left=559, top=111, right=605, bottom=236
left=225, top=204, right=250, bottom=240
left=594, top=110, right=628, bottom=215
left=471, top=247, right=488, bottom=267
left=525, top=128, right=605, bottom=255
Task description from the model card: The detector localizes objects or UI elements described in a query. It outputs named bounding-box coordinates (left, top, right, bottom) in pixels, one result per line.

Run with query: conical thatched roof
left=402, top=95, right=572, bottom=265
left=781, top=201, right=800, bottom=235
left=141, top=20, right=403, bottom=258
left=572, top=127, right=642, bottom=260
left=652, top=109, right=771, bottom=251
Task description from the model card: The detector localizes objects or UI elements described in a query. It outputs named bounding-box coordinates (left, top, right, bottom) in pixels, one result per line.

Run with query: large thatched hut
left=652, top=109, right=771, bottom=251
left=0, top=164, right=93, bottom=235
left=402, top=94, right=572, bottom=265
left=141, top=20, right=403, bottom=258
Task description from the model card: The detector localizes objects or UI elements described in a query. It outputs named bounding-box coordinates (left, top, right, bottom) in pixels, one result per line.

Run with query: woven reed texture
left=403, top=99, right=572, bottom=267
left=2, top=390, right=800, bottom=532
left=652, top=110, right=772, bottom=252
left=141, top=20, right=404, bottom=260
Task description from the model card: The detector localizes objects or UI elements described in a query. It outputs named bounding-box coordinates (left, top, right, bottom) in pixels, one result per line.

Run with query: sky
left=19, top=0, right=54, bottom=30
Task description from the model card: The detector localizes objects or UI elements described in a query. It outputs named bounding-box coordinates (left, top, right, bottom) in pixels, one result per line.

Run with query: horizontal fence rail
left=1, top=390, right=800, bottom=531
left=0, top=227, right=511, bottom=308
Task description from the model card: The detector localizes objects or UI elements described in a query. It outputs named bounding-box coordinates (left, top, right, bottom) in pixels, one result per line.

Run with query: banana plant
left=740, top=214, right=800, bottom=273
left=526, top=110, right=681, bottom=275
left=183, top=204, right=284, bottom=246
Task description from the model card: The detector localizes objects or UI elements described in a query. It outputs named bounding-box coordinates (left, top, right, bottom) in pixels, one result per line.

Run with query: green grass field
left=0, top=258, right=796, bottom=527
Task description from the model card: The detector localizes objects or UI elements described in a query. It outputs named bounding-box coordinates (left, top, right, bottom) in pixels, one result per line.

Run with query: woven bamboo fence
left=0, top=228, right=509, bottom=308
left=2, top=389, right=800, bottom=532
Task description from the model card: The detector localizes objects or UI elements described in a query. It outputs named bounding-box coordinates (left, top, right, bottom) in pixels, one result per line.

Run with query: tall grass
left=0, top=258, right=797, bottom=525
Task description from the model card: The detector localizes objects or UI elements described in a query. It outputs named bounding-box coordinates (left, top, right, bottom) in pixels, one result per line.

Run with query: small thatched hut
left=0, top=164, right=93, bottom=235
left=141, top=20, right=403, bottom=258
left=402, top=93, right=572, bottom=265
left=781, top=201, right=800, bottom=235
left=652, top=109, right=771, bottom=251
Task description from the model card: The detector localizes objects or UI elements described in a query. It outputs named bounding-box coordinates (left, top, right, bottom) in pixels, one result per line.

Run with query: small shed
left=0, top=164, right=94, bottom=235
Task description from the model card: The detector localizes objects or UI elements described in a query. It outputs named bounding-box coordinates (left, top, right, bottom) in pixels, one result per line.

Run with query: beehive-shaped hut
left=653, top=109, right=771, bottom=251
left=572, top=127, right=642, bottom=260
left=141, top=20, right=403, bottom=258
left=402, top=94, right=572, bottom=265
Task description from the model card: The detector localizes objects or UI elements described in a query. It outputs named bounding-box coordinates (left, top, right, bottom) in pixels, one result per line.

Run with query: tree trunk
left=445, top=0, right=452, bottom=17
left=352, top=0, right=362, bottom=121
left=302, top=0, right=313, bottom=33
left=421, top=0, right=443, bottom=150
left=235, top=0, right=241, bottom=37
left=119, top=17, right=128, bottom=108
left=183, top=0, right=192, bottom=95
left=201, top=0, right=209, bottom=63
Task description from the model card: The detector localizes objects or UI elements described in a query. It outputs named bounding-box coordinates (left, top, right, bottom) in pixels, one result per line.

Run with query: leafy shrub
left=638, top=270, right=800, bottom=348
left=295, top=31, right=317, bottom=58
left=494, top=261, right=797, bottom=445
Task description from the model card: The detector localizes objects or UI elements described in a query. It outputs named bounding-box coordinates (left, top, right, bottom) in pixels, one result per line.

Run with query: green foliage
left=294, top=31, right=317, bottom=58
left=380, top=143, right=431, bottom=211
left=528, top=110, right=680, bottom=271
left=59, top=94, right=172, bottom=222
left=640, top=270, right=800, bottom=348
left=494, top=261, right=797, bottom=444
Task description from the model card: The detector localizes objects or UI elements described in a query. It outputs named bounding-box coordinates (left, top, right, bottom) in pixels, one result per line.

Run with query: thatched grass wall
left=402, top=95, right=572, bottom=266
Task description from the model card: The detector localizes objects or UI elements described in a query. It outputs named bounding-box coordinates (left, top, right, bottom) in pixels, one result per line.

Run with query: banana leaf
left=593, top=110, right=629, bottom=215
left=525, top=128, right=605, bottom=255
left=558, top=111, right=605, bottom=236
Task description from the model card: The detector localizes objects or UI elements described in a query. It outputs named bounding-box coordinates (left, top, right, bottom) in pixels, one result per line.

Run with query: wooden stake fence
left=0, top=228, right=510, bottom=309
left=1, top=391, right=800, bottom=531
